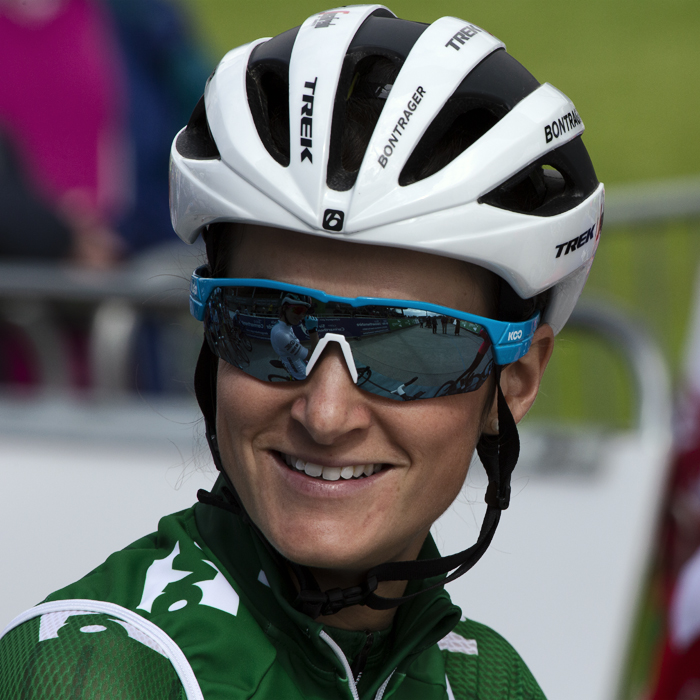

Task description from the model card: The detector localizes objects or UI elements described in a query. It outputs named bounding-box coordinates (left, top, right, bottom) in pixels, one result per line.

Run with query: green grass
left=180, top=0, right=700, bottom=186
left=528, top=326, right=636, bottom=429
left=587, top=219, right=700, bottom=364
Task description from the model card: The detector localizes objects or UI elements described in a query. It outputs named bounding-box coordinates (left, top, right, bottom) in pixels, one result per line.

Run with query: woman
left=0, top=6, right=603, bottom=698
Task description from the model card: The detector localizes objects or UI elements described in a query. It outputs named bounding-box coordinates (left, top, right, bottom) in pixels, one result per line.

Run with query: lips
left=279, top=452, right=383, bottom=481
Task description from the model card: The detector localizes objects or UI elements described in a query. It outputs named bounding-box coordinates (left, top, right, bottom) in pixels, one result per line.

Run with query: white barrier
left=0, top=397, right=213, bottom=627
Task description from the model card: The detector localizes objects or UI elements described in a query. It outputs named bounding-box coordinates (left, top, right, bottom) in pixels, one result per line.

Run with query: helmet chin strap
left=194, top=341, right=519, bottom=619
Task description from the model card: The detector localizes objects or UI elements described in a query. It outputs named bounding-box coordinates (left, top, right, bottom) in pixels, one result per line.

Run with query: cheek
left=393, top=392, right=487, bottom=512
left=217, top=365, right=252, bottom=437
left=411, top=392, right=484, bottom=452
left=214, top=364, right=277, bottom=479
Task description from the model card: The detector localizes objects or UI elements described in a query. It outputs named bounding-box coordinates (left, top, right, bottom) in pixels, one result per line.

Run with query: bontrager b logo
left=323, top=209, right=344, bottom=232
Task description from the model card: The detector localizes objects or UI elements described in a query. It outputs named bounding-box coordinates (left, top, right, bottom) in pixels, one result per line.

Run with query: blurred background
left=1, top=1, right=699, bottom=698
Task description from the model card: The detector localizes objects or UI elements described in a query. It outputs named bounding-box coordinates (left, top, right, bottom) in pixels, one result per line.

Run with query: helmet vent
left=176, top=96, right=220, bottom=160
left=399, top=48, right=540, bottom=186
left=246, top=27, right=300, bottom=168
left=327, top=55, right=401, bottom=190
left=247, top=69, right=291, bottom=167
left=479, top=136, right=598, bottom=216
left=326, top=14, right=427, bottom=191
left=400, top=106, right=500, bottom=186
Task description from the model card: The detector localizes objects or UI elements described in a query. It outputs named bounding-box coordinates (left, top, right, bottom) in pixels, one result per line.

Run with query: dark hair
left=204, top=224, right=235, bottom=278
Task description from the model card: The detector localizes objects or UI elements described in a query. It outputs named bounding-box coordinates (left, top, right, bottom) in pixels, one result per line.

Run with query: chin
left=265, top=522, right=418, bottom=575
left=268, top=533, right=367, bottom=572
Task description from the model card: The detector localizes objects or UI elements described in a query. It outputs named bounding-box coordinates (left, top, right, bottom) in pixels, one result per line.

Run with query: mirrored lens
left=204, top=286, right=494, bottom=399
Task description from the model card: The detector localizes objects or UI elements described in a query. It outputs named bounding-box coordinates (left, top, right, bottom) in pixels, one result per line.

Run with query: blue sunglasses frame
left=189, top=266, right=539, bottom=365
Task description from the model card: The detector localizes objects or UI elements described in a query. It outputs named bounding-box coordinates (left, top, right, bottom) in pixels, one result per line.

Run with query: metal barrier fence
left=0, top=245, right=203, bottom=394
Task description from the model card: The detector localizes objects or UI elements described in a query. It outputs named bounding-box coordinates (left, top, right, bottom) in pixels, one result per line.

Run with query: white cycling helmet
left=170, top=4, right=603, bottom=335
left=179, top=6, right=604, bottom=618
left=280, top=293, right=312, bottom=309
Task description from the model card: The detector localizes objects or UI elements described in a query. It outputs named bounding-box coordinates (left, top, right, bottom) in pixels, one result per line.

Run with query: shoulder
left=440, top=618, right=546, bottom=700
left=43, top=507, right=198, bottom=607
left=270, top=321, right=291, bottom=343
left=0, top=606, right=185, bottom=699
left=0, top=508, right=216, bottom=698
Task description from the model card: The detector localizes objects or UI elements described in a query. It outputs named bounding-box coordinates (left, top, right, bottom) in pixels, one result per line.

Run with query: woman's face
left=216, top=225, right=495, bottom=573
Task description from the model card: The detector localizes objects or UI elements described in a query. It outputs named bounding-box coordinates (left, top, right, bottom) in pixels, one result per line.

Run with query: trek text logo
left=314, top=10, right=349, bottom=28
left=323, top=209, right=344, bottom=232
left=300, top=78, right=317, bottom=163
left=445, top=24, right=484, bottom=50
left=544, top=109, right=582, bottom=144
left=377, top=86, right=426, bottom=168
left=555, top=224, right=596, bottom=259
left=507, top=330, right=523, bottom=342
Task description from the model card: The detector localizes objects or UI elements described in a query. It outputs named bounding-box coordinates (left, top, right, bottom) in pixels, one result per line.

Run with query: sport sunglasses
left=189, top=266, right=539, bottom=401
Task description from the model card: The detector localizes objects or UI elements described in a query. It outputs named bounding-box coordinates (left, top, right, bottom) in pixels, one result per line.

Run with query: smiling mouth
left=279, top=452, right=384, bottom=481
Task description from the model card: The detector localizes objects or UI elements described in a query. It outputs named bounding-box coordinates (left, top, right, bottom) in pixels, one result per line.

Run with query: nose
left=290, top=339, right=370, bottom=445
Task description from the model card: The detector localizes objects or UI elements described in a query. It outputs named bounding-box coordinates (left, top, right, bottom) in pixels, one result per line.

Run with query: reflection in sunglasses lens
left=204, top=286, right=494, bottom=400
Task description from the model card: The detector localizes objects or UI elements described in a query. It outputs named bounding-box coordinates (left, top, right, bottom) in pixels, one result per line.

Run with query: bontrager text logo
left=555, top=224, right=596, bottom=259
left=301, top=78, right=317, bottom=163
left=445, top=24, right=483, bottom=50
left=377, top=86, right=427, bottom=168
left=314, top=10, right=349, bottom=28
left=544, top=109, right=582, bottom=144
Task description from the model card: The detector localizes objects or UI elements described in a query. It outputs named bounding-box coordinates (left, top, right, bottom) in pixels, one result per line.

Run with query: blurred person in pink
left=0, top=0, right=129, bottom=267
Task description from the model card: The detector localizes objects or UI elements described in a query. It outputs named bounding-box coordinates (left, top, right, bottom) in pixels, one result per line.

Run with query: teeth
left=282, top=454, right=383, bottom=480
left=322, top=467, right=341, bottom=481
left=304, top=462, right=323, bottom=478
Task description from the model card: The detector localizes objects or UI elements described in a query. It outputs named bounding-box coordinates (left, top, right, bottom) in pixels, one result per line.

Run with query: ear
left=483, top=323, right=555, bottom=432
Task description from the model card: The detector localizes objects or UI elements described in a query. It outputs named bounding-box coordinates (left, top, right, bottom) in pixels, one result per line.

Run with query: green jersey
left=0, top=476, right=546, bottom=699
